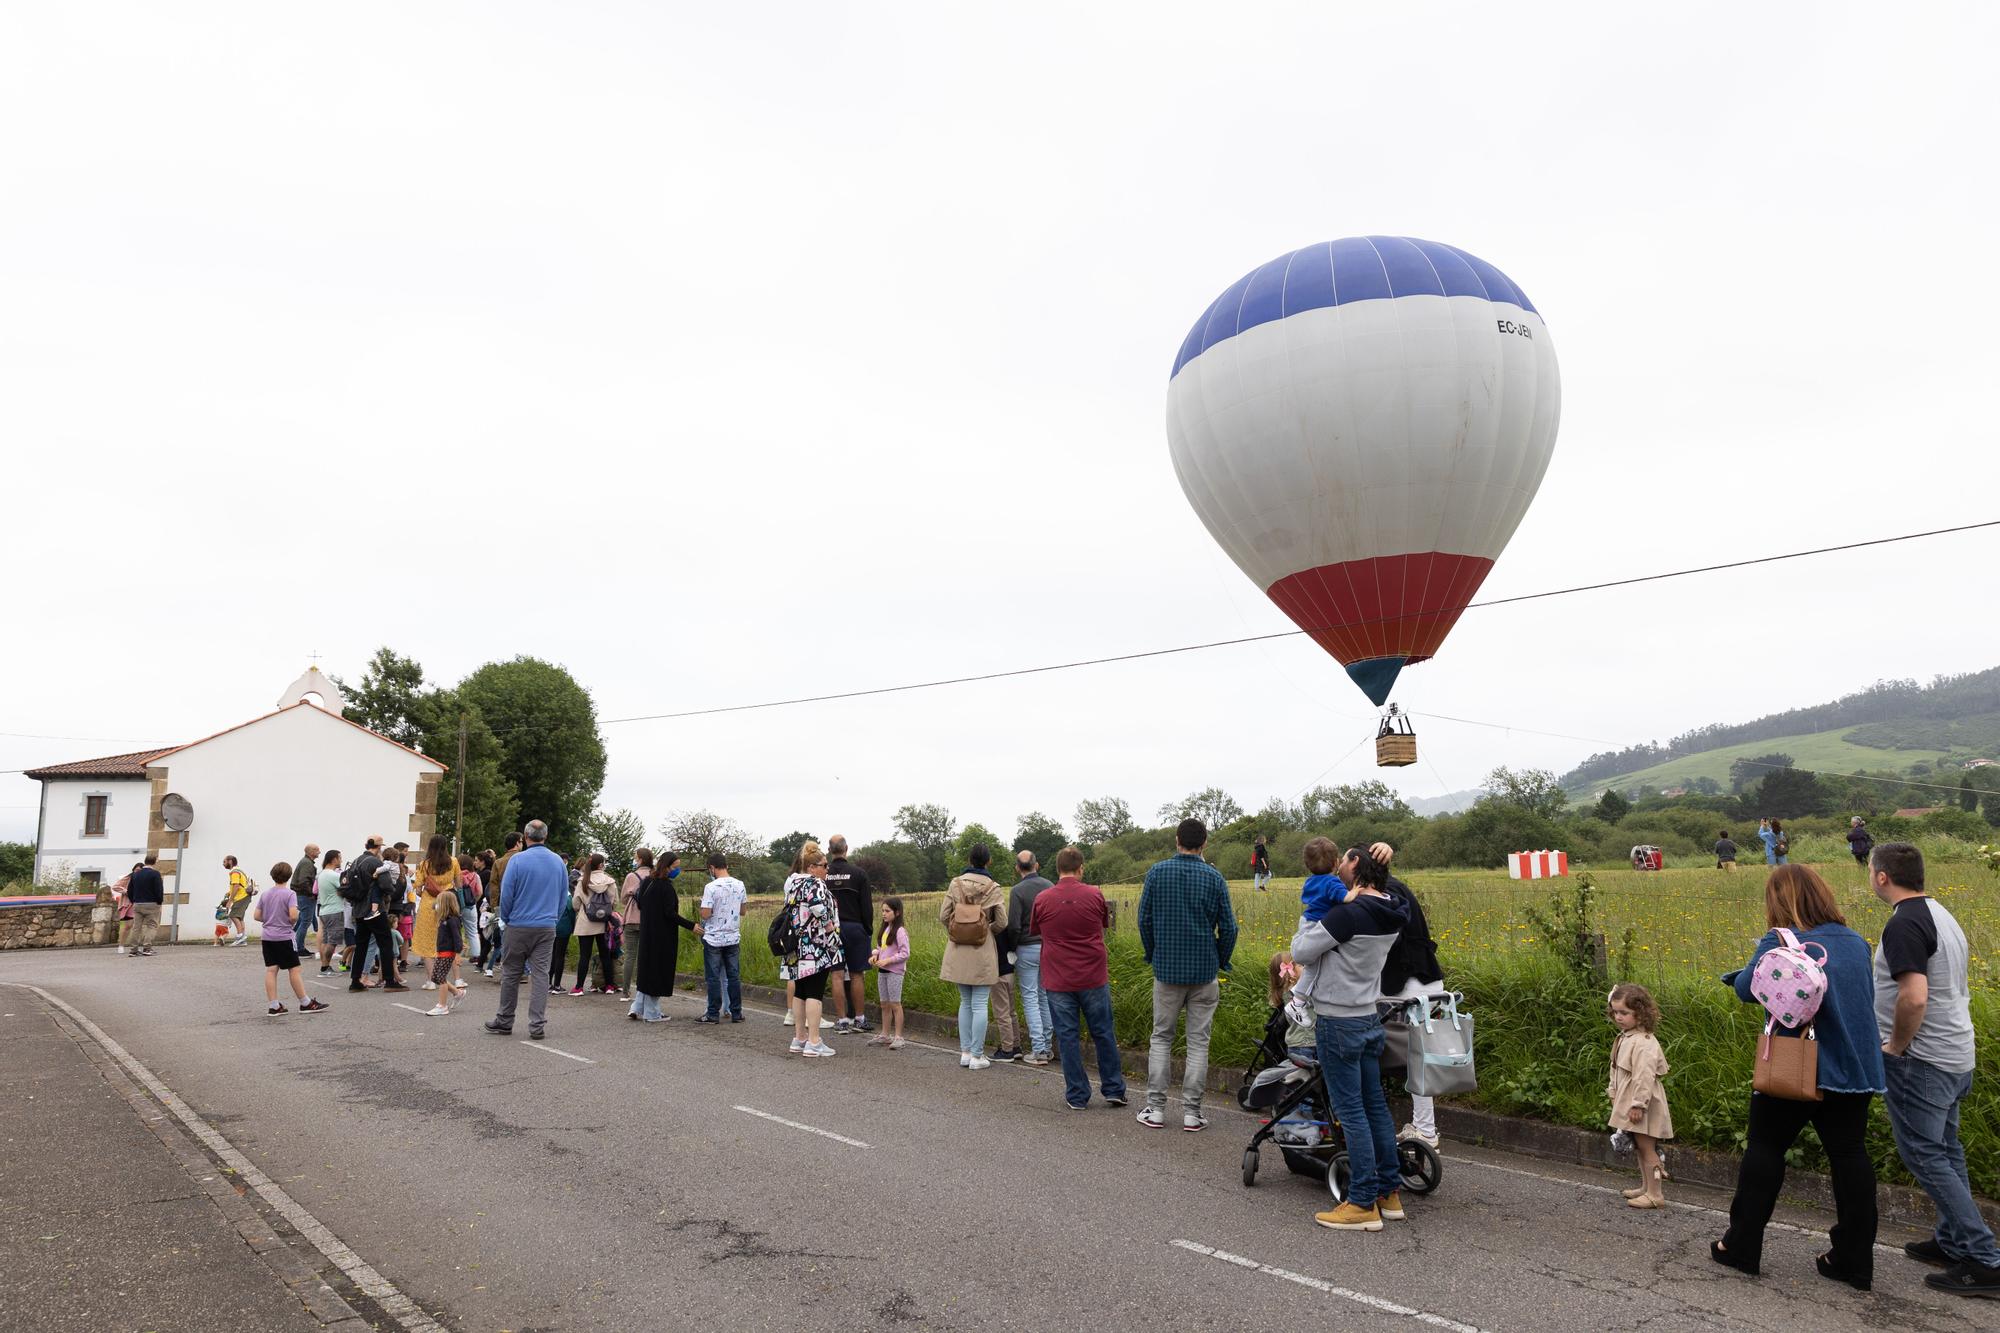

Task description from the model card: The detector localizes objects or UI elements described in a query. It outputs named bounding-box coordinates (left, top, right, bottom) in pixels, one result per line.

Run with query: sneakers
left=266, top=1004, right=288, bottom=1016
left=803, top=1042, right=837, bottom=1058
left=1906, top=1238, right=1954, bottom=1268
left=551, top=985, right=566, bottom=994
left=529, top=1028, right=545, bottom=1041
left=422, top=980, right=438, bottom=990
left=230, top=936, right=249, bottom=946
left=789, top=1037, right=807, bottom=1054
left=888, top=1037, right=907, bottom=1049
left=1183, top=1111, right=1209, bottom=1133
left=115, top=946, right=126, bottom=956
left=854, top=1017, right=875, bottom=1032
left=482, top=968, right=494, bottom=977
left=967, top=1056, right=992, bottom=1071
left=318, top=967, right=333, bottom=977
left=1315, top=1202, right=1383, bottom=1232
left=867, top=1033, right=891, bottom=1045
left=1135, top=1106, right=1166, bottom=1129
left=1022, top=1051, right=1053, bottom=1067
left=299, top=998, right=330, bottom=1014
left=696, top=1015, right=719, bottom=1025
left=1926, top=1260, right=2000, bottom=1297
left=991, top=1047, right=1021, bottom=1063
left=569, top=986, right=586, bottom=996
left=779, top=1011, right=794, bottom=1024
left=425, top=1004, right=452, bottom=1016
left=1378, top=1192, right=1406, bottom=1221
left=1104, top=1094, right=1128, bottom=1108
left=835, top=1018, right=855, bottom=1033
left=382, top=983, right=409, bottom=992
left=729, top=1014, right=745, bottom=1023
left=819, top=1017, right=835, bottom=1029
left=960, top=1053, right=973, bottom=1068
left=1397, top=1123, right=1441, bottom=1149
left=483, top=1021, right=513, bottom=1035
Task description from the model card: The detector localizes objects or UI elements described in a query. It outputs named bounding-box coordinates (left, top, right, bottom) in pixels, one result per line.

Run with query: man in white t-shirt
left=697, top=852, right=748, bottom=1023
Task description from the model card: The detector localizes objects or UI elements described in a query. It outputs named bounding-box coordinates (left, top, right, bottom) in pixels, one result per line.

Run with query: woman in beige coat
left=570, top=853, right=618, bottom=994
left=938, top=844, right=1008, bottom=1070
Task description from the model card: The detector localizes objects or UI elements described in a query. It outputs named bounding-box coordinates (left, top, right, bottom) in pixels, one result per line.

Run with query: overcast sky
left=4, top=2, right=1996, bottom=850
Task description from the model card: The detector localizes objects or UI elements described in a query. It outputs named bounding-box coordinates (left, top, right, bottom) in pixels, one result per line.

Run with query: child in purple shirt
left=253, top=862, right=329, bottom=1017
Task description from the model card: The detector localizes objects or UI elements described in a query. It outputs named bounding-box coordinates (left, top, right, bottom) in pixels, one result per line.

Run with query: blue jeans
left=629, top=990, right=663, bottom=1021
left=1883, top=1054, right=2000, bottom=1266
left=1316, top=1013, right=1401, bottom=1209
left=1048, top=986, right=1125, bottom=1107
left=293, top=898, right=318, bottom=952
left=703, top=942, right=742, bottom=1019
left=1014, top=943, right=1054, bottom=1055
left=956, top=984, right=992, bottom=1054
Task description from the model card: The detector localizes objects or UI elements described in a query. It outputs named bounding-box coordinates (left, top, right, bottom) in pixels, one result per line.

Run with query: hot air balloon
left=1166, top=236, right=1561, bottom=720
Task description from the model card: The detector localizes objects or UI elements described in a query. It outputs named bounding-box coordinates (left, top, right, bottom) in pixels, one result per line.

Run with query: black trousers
left=575, top=934, right=615, bottom=989
left=348, top=914, right=401, bottom=989
left=1722, top=1090, right=1876, bottom=1275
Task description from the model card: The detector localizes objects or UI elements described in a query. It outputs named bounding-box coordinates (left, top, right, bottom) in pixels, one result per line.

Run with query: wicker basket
left=1376, top=732, right=1418, bottom=767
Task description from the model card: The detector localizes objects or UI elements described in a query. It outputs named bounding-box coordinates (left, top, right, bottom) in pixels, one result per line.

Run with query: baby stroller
left=1238, top=1002, right=1444, bottom=1203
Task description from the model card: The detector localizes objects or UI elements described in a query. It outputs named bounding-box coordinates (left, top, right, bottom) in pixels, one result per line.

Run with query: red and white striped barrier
left=1507, top=850, right=1569, bottom=880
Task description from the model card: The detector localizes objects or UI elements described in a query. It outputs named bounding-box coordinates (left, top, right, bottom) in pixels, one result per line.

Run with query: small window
left=84, top=794, right=108, bottom=837
left=79, top=871, right=103, bottom=889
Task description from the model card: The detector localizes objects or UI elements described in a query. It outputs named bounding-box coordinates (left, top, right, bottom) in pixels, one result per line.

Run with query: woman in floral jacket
left=785, top=841, right=844, bottom=1059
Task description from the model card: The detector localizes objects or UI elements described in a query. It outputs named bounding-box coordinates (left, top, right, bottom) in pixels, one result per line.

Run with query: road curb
left=687, top=972, right=1999, bottom=1232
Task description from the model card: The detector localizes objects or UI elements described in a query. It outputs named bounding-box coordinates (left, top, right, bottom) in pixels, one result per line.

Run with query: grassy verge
left=720, top=858, right=1998, bottom=1196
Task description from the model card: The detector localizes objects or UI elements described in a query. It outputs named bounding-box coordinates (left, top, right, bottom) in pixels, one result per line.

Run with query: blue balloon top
left=1171, top=236, right=1540, bottom=379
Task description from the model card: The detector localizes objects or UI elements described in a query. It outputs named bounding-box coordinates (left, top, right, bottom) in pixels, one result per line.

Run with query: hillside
left=1565, top=731, right=1955, bottom=799
left=1560, top=668, right=2000, bottom=796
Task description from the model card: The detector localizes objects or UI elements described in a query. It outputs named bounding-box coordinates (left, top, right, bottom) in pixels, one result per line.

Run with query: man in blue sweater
left=486, top=820, right=568, bottom=1041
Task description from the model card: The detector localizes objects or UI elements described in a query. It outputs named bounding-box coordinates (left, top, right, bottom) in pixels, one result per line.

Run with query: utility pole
left=453, top=713, right=469, bottom=856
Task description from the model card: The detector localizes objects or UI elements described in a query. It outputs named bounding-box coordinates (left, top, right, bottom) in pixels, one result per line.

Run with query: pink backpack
left=1749, top=927, right=1828, bottom=1030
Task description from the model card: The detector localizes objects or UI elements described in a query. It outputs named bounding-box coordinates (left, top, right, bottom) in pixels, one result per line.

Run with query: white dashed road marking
left=522, top=1041, right=595, bottom=1064
left=1171, top=1238, right=1485, bottom=1332
left=734, top=1104, right=871, bottom=1149
left=389, top=1002, right=431, bottom=1016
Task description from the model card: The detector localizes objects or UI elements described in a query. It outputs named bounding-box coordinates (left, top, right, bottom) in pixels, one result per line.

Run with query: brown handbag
left=1753, top=1021, right=1822, bottom=1101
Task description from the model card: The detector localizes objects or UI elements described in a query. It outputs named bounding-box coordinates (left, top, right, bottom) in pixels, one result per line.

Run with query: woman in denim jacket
left=1713, top=866, right=1886, bottom=1289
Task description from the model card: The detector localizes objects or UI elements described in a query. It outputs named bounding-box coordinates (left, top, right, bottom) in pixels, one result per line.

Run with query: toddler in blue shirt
left=1283, top=867, right=1348, bottom=1026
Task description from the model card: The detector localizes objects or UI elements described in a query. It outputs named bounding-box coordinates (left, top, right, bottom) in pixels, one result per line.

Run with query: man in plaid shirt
left=1136, top=818, right=1239, bottom=1131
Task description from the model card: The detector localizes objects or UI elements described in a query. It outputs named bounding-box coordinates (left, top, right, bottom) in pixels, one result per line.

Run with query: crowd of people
left=99, top=813, right=1996, bottom=1300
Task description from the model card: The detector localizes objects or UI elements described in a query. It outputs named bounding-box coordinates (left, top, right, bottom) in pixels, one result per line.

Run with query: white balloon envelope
left=1166, top=236, right=1561, bottom=705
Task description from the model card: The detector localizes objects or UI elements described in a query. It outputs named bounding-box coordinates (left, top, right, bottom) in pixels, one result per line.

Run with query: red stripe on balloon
left=1264, top=552, right=1496, bottom=667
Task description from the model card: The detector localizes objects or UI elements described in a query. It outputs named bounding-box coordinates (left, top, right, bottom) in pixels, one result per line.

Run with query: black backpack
left=337, top=861, right=369, bottom=905
left=766, top=900, right=798, bottom=958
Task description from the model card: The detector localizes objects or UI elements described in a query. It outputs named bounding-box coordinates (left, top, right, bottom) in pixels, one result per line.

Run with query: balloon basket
left=1375, top=706, right=1417, bottom=768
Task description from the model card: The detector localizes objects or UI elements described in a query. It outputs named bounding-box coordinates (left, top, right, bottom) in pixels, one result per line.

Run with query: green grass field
left=730, top=853, right=1998, bottom=1193
left=1563, top=728, right=1952, bottom=797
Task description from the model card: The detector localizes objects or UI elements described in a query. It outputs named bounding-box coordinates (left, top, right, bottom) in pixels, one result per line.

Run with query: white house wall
left=147, top=706, right=442, bottom=941
left=34, top=777, right=151, bottom=885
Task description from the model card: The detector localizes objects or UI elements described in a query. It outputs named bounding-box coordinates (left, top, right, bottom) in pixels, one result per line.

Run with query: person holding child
left=1606, top=984, right=1672, bottom=1209
left=1289, top=844, right=1409, bottom=1233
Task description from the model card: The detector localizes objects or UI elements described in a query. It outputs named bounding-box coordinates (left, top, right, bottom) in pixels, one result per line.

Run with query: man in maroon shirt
left=1030, top=847, right=1127, bottom=1110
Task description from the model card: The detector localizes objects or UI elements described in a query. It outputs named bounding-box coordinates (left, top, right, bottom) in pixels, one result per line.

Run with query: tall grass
left=732, top=856, right=1999, bottom=1194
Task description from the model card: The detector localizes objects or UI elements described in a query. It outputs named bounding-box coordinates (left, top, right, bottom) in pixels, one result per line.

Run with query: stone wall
left=0, top=891, right=116, bottom=950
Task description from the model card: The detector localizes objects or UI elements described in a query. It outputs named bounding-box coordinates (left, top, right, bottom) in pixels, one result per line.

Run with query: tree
left=951, top=822, right=1015, bottom=885
left=1756, top=767, right=1827, bottom=820
left=337, top=648, right=517, bottom=850
left=1296, top=781, right=1414, bottom=827
left=0, top=841, right=33, bottom=888
left=1157, top=786, right=1244, bottom=830
left=767, top=831, right=817, bottom=864
left=1961, top=774, right=1981, bottom=813
left=335, top=647, right=431, bottom=746
left=1984, top=789, right=2000, bottom=828
left=854, top=841, right=922, bottom=893
left=1686, top=776, right=1724, bottom=797
left=579, top=808, right=647, bottom=879
left=1481, top=767, right=1569, bottom=819
left=658, top=809, right=762, bottom=865
left=893, top=802, right=957, bottom=889
left=457, top=657, right=607, bottom=850
left=1594, top=789, right=1632, bottom=823
left=1012, top=811, right=1067, bottom=866
left=1730, top=752, right=1793, bottom=794
left=1073, top=795, right=1135, bottom=845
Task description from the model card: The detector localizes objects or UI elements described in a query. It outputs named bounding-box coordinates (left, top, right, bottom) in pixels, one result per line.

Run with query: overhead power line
left=593, top=520, right=1998, bottom=728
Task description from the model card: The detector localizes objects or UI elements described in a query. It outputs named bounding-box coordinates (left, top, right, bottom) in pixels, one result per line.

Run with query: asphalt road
left=2, top=944, right=1991, bottom=1333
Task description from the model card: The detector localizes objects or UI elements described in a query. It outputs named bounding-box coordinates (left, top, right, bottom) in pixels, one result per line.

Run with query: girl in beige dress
left=1607, top=983, right=1673, bottom=1209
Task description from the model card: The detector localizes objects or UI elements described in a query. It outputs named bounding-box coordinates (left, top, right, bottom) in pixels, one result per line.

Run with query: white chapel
left=26, top=669, right=445, bottom=939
